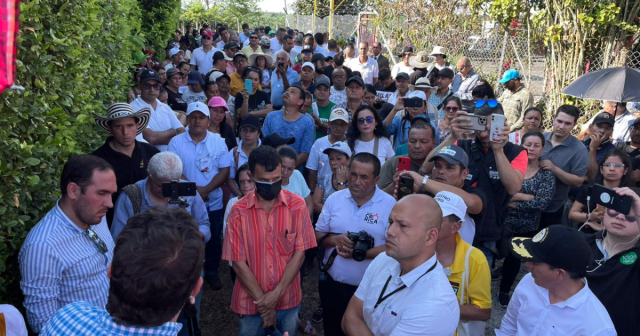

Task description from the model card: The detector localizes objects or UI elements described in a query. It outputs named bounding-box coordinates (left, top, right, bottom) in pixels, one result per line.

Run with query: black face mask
left=254, top=179, right=282, bottom=201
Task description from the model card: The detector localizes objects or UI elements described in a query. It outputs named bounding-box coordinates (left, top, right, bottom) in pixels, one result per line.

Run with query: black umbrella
left=561, top=66, right=640, bottom=103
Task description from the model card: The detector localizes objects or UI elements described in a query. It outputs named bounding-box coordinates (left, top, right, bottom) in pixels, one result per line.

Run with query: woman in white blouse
left=347, top=105, right=394, bottom=165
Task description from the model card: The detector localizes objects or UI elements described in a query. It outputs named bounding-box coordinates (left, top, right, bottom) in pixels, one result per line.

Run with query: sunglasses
left=202, top=36, right=212, bottom=40
left=602, top=162, right=625, bottom=168
left=475, top=99, right=499, bottom=108
left=444, top=106, right=459, bottom=112
left=250, top=36, right=259, bottom=39
left=85, top=228, right=109, bottom=254
left=357, top=116, right=375, bottom=125
left=606, top=208, right=637, bottom=222
left=143, top=83, right=161, bottom=91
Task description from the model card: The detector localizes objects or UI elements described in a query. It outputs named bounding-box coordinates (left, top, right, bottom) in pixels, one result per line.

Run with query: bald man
left=342, top=194, right=460, bottom=336
left=451, top=56, right=481, bottom=109
left=371, top=42, right=389, bottom=70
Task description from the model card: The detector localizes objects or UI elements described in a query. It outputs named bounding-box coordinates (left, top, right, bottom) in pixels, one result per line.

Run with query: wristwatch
left=337, top=181, right=347, bottom=186
left=420, top=175, right=429, bottom=192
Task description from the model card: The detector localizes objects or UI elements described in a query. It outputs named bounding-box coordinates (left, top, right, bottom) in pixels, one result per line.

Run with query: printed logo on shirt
left=364, top=213, right=379, bottom=224
left=620, top=251, right=637, bottom=265
left=139, top=159, right=145, bottom=168
left=449, top=281, right=460, bottom=295
left=466, top=174, right=473, bottom=181
left=489, top=170, right=500, bottom=179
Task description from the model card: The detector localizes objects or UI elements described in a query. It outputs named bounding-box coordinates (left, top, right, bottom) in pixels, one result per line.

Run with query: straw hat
left=93, top=103, right=151, bottom=135
left=249, top=53, right=273, bottom=68
left=409, top=51, right=435, bottom=68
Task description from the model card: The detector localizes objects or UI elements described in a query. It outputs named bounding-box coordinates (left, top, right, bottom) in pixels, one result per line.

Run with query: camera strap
left=437, top=91, right=454, bottom=111
left=373, top=261, right=438, bottom=310
left=318, top=232, right=339, bottom=274
left=121, top=184, right=143, bottom=215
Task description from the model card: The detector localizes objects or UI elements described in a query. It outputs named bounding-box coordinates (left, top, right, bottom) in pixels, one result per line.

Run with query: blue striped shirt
left=40, top=301, right=182, bottom=336
left=19, top=201, right=114, bottom=332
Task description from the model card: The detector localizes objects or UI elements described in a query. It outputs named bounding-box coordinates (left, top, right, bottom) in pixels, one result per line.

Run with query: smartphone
left=397, top=176, right=414, bottom=200
left=404, top=98, right=423, bottom=108
left=244, top=79, right=253, bottom=95
left=162, top=181, right=197, bottom=199
left=462, top=114, right=487, bottom=132
left=397, top=157, right=411, bottom=172
left=591, top=184, right=633, bottom=215
left=490, top=114, right=505, bottom=142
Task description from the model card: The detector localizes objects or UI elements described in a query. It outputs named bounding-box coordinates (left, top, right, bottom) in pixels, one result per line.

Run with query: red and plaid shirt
left=222, top=189, right=317, bottom=315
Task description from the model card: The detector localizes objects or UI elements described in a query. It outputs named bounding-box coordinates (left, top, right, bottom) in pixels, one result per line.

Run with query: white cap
left=323, top=141, right=352, bottom=158
left=0, top=304, right=28, bottom=336
left=302, top=62, right=315, bottom=71
left=408, top=90, right=427, bottom=101
left=169, top=47, right=183, bottom=58
left=434, top=191, right=467, bottom=221
left=329, top=107, right=349, bottom=123
left=186, top=102, right=210, bottom=117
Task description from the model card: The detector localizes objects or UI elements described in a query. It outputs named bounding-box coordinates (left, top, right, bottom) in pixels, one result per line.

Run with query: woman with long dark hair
left=235, top=67, right=272, bottom=120
left=207, top=97, right=238, bottom=151
left=436, top=96, right=462, bottom=142
left=347, top=105, right=393, bottom=164
left=508, top=107, right=544, bottom=145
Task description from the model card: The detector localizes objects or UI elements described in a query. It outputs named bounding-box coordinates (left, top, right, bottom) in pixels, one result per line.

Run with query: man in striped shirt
left=222, top=145, right=317, bottom=335
left=19, top=155, right=117, bottom=332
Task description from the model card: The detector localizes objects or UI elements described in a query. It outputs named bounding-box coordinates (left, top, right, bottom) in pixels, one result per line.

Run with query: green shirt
left=312, top=101, right=336, bottom=139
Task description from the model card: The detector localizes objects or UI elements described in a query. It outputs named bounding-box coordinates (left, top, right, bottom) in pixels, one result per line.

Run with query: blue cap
left=187, top=71, right=204, bottom=86
left=499, top=69, right=521, bottom=84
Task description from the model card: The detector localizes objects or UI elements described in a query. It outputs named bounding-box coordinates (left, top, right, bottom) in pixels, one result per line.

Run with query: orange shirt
left=222, top=190, right=317, bottom=314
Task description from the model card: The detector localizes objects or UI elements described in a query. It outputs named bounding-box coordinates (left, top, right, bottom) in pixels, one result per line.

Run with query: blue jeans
left=238, top=304, right=301, bottom=336
left=478, top=240, right=496, bottom=267
left=205, top=209, right=224, bottom=276
left=177, top=272, right=203, bottom=336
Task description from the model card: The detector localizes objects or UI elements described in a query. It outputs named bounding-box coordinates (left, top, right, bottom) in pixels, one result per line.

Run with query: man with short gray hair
left=451, top=57, right=481, bottom=110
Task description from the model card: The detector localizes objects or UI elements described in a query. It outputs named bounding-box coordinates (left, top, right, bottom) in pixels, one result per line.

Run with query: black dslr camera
left=347, top=231, right=375, bottom=262
left=162, top=181, right=196, bottom=208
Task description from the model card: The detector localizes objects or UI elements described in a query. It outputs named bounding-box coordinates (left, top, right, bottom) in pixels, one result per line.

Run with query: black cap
left=510, top=225, right=591, bottom=274
left=187, top=71, right=204, bottom=85
left=140, top=69, right=161, bottom=83
left=437, top=68, right=455, bottom=79
left=233, top=52, right=248, bottom=61
left=213, top=51, right=226, bottom=62
left=346, top=76, right=365, bottom=88
left=593, top=112, right=614, bottom=127
left=428, top=145, right=469, bottom=168
left=262, top=133, right=295, bottom=148
left=399, top=46, right=414, bottom=56
left=166, top=68, right=181, bottom=78
left=224, top=42, right=240, bottom=50
left=311, top=53, right=326, bottom=63
left=239, top=115, right=260, bottom=130
left=395, top=72, right=410, bottom=80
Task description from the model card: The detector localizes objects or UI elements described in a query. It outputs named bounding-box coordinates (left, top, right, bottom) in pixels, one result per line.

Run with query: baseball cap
left=593, top=112, right=614, bottom=127
left=510, top=225, right=592, bottom=273
left=346, top=76, right=365, bottom=88
left=207, top=96, right=229, bottom=112
left=166, top=68, right=182, bottom=78
left=302, top=45, right=313, bottom=53
left=259, top=36, right=271, bottom=47
left=437, top=68, right=455, bottom=79
left=329, top=108, right=349, bottom=123
left=499, top=69, right=521, bottom=84
left=233, top=52, right=248, bottom=62
left=169, top=48, right=183, bottom=58
left=224, top=42, right=240, bottom=50
left=311, top=53, right=326, bottom=63
left=399, top=46, right=414, bottom=56
left=428, top=145, right=469, bottom=168
left=201, top=29, right=213, bottom=38
left=315, top=76, right=330, bottom=88
left=213, top=51, right=226, bottom=63
left=395, top=72, right=410, bottom=80
left=262, top=133, right=295, bottom=148
left=239, top=114, right=260, bottom=130
left=139, top=69, right=161, bottom=83
left=208, top=70, right=230, bottom=83
left=268, top=30, right=275, bottom=35
left=434, top=191, right=467, bottom=221
left=323, top=141, right=352, bottom=158
left=186, top=102, right=210, bottom=117
left=187, top=71, right=205, bottom=85
left=302, top=62, right=315, bottom=71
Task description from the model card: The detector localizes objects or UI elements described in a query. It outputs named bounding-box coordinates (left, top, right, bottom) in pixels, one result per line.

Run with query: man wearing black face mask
left=222, top=145, right=317, bottom=335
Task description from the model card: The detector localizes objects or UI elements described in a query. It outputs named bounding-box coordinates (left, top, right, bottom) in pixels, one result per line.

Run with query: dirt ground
left=200, top=259, right=528, bottom=336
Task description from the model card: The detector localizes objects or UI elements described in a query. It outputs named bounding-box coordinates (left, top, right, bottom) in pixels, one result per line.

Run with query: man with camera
left=342, top=194, right=459, bottom=336
left=169, top=102, right=230, bottom=291
left=315, top=152, right=397, bottom=336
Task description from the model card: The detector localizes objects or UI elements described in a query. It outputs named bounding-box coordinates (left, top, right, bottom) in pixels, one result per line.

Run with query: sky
left=259, top=0, right=287, bottom=13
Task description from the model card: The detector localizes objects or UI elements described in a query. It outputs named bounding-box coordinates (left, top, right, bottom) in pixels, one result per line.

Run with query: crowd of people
left=7, top=22, right=640, bottom=336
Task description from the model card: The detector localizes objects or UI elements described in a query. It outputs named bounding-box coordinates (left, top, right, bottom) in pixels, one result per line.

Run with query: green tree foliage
left=139, top=0, right=181, bottom=53
left=292, top=0, right=362, bottom=18
left=0, top=0, right=142, bottom=303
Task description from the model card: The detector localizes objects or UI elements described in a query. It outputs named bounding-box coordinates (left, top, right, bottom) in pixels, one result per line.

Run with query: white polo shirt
left=305, top=136, right=334, bottom=180
left=495, top=273, right=616, bottom=336
left=347, top=57, right=379, bottom=85
left=131, top=97, right=184, bottom=151
left=316, top=187, right=396, bottom=286
left=355, top=253, right=459, bottom=336
left=168, top=131, right=231, bottom=211
left=190, top=46, right=221, bottom=76
left=270, top=38, right=282, bottom=54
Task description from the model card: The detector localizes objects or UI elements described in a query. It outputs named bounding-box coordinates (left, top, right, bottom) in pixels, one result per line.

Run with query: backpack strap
left=121, top=184, right=143, bottom=215
left=437, top=91, right=454, bottom=111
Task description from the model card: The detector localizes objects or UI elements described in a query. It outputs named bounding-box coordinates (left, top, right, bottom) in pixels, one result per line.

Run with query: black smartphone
left=397, top=176, right=414, bottom=200
left=162, top=181, right=197, bottom=199
left=403, top=98, right=423, bottom=108
left=591, top=184, right=632, bottom=215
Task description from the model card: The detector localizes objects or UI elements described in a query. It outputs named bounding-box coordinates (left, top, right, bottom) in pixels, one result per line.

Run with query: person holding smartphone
left=235, top=67, right=272, bottom=120
left=383, top=92, right=439, bottom=150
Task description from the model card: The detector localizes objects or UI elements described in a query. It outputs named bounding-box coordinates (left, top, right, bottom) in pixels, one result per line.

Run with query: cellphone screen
left=404, top=98, right=423, bottom=108
left=244, top=79, right=253, bottom=95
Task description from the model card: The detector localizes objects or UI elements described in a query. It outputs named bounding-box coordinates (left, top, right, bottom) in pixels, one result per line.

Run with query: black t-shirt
left=166, top=88, right=187, bottom=112
left=92, top=139, right=160, bottom=226
left=375, top=81, right=397, bottom=93
left=220, top=122, right=238, bottom=151
left=584, top=232, right=640, bottom=336
left=409, top=68, right=428, bottom=85
left=235, top=90, right=271, bottom=112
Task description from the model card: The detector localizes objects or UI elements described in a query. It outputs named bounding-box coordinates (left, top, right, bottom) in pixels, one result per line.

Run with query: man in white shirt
left=496, top=225, right=616, bottom=336
left=168, top=102, right=231, bottom=291
left=282, top=34, right=298, bottom=66
left=292, top=35, right=303, bottom=56
left=329, top=68, right=348, bottom=107
left=238, top=23, right=250, bottom=44
left=270, top=28, right=285, bottom=54
left=131, top=70, right=185, bottom=151
left=342, top=194, right=460, bottom=336
left=315, top=152, right=397, bottom=336
left=215, top=26, right=230, bottom=50
left=387, top=72, right=423, bottom=105
left=190, top=29, right=220, bottom=76
left=348, top=41, right=379, bottom=85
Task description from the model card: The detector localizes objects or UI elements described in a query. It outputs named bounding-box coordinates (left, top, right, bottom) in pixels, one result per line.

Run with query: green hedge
left=139, top=0, right=181, bottom=57
left=0, top=0, right=143, bottom=304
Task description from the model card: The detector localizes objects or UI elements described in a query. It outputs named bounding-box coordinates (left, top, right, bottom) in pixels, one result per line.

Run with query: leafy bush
left=139, top=0, right=181, bottom=57
left=0, top=0, right=142, bottom=304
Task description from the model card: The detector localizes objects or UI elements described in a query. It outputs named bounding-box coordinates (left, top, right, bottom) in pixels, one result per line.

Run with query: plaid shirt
left=222, top=190, right=317, bottom=315
left=40, top=301, right=181, bottom=336
left=498, top=85, right=534, bottom=131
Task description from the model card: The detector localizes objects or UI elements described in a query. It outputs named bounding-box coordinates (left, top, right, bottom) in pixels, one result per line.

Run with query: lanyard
left=373, top=261, right=438, bottom=310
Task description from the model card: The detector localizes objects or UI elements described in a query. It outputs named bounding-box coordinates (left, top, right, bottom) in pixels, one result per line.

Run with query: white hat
left=0, top=304, right=28, bottom=336
left=323, top=141, right=352, bottom=158
left=412, top=77, right=437, bottom=92
left=249, top=52, right=274, bottom=68
left=186, top=102, right=210, bottom=117
left=408, top=90, right=427, bottom=101
left=169, top=47, right=183, bottom=58
left=329, top=107, right=349, bottom=123
left=409, top=51, right=435, bottom=68
left=429, top=46, right=447, bottom=56
left=434, top=191, right=467, bottom=221
left=302, top=62, right=315, bottom=71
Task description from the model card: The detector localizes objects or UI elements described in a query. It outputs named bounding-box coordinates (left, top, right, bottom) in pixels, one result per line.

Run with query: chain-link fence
left=286, top=14, right=358, bottom=40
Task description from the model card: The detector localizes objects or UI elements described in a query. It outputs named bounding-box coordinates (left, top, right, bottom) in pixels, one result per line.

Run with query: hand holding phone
left=244, top=79, right=253, bottom=95
left=397, top=157, right=411, bottom=172
left=397, top=176, right=414, bottom=200
left=591, top=184, right=633, bottom=215
left=490, top=114, right=505, bottom=142
left=403, top=98, right=423, bottom=108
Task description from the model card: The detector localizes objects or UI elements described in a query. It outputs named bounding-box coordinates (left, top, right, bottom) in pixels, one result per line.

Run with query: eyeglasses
left=250, top=36, right=259, bottom=39
left=606, top=208, right=637, bottom=222
left=85, top=228, right=109, bottom=254
left=475, top=99, right=499, bottom=108
left=202, top=36, right=212, bottom=40
left=602, top=162, right=625, bottom=168
left=357, top=116, right=375, bottom=125
left=143, top=83, right=161, bottom=91
left=444, top=106, right=459, bottom=112
left=333, top=75, right=345, bottom=79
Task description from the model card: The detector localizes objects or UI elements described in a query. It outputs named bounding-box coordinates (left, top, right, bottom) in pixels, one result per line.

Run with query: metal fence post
left=496, top=30, right=509, bottom=89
